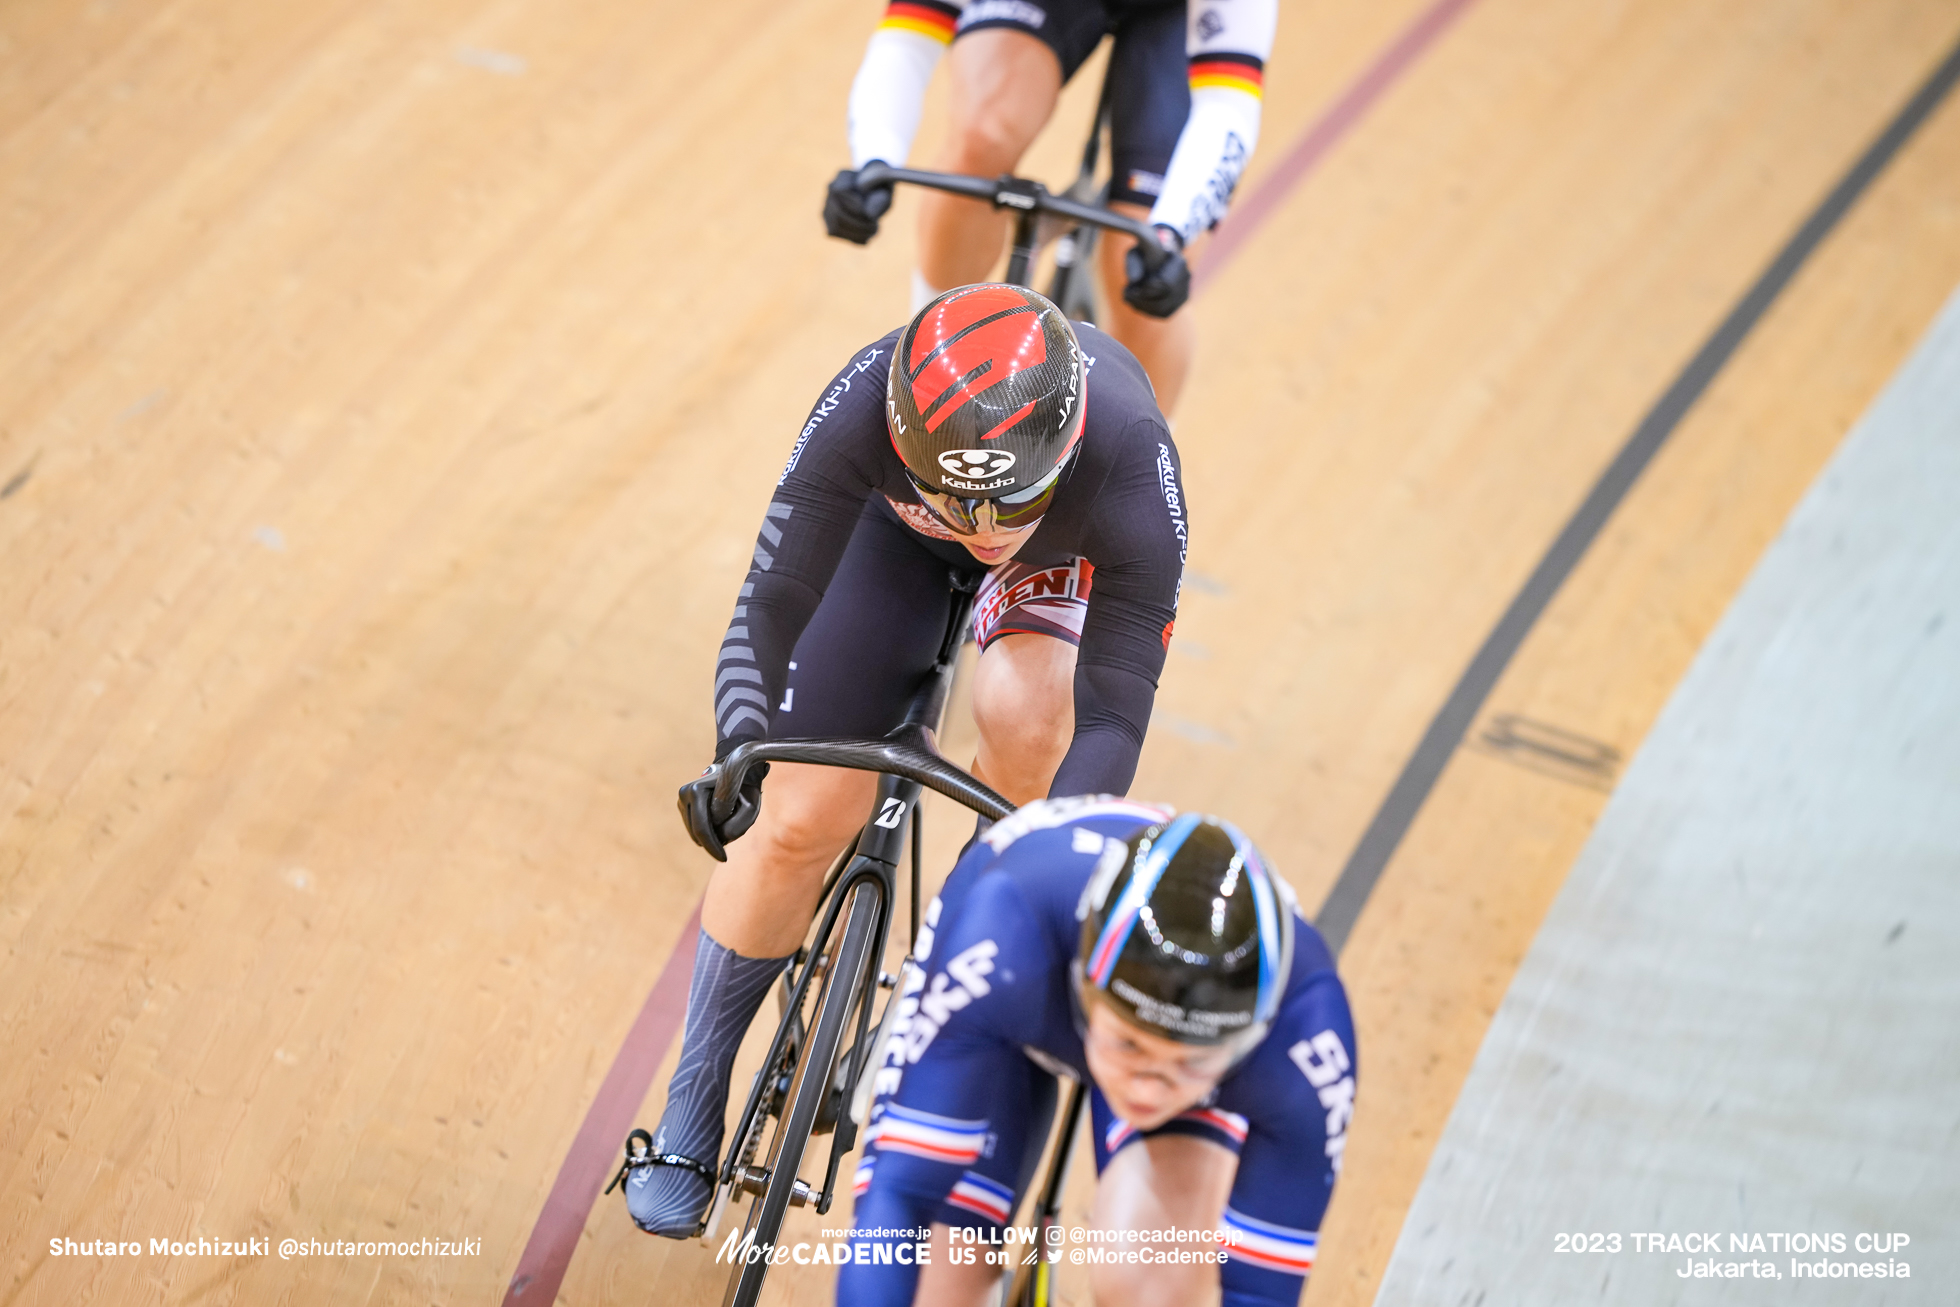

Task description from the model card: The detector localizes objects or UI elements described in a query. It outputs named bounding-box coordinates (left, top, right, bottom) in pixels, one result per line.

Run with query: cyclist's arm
left=1050, top=424, right=1186, bottom=797
left=1147, top=0, right=1279, bottom=243
left=847, top=1, right=963, bottom=168
left=1216, top=974, right=1356, bottom=1307
left=840, top=874, right=1052, bottom=1305
left=711, top=342, right=894, bottom=752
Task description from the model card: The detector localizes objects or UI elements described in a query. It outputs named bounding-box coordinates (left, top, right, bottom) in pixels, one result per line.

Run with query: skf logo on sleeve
left=877, top=939, right=1001, bottom=1083
left=1289, top=1030, right=1354, bottom=1172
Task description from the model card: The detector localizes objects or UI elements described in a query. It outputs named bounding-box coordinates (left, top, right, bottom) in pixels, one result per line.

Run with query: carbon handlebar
left=711, top=722, right=1015, bottom=824
left=854, top=162, right=1175, bottom=274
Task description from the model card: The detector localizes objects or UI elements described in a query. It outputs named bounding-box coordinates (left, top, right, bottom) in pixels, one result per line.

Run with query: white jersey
left=845, top=0, right=1278, bottom=242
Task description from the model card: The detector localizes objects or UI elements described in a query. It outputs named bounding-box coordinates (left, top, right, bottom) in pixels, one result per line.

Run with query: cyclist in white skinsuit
left=824, top=0, right=1280, bottom=414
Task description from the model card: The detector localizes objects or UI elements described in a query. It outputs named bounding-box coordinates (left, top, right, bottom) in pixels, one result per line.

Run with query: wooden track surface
left=3, top=1, right=1957, bottom=1304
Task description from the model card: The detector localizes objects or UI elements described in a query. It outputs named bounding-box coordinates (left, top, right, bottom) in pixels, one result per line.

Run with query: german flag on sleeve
left=1189, top=51, right=1264, bottom=98
left=879, top=0, right=960, bottom=43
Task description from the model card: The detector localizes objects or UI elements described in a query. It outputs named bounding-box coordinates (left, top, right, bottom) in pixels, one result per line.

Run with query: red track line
left=501, top=4, right=1479, bottom=1297
left=1195, top=0, right=1481, bottom=294
left=503, top=898, right=703, bottom=1303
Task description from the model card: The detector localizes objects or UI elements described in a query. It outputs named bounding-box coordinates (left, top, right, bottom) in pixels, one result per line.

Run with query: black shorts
left=771, top=500, right=1091, bottom=739
left=955, top=0, right=1190, bottom=209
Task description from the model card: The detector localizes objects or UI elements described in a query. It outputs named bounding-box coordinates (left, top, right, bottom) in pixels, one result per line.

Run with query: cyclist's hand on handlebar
left=676, top=759, right=769, bottom=862
left=823, top=165, right=895, bottom=245
left=1123, top=224, right=1191, bottom=319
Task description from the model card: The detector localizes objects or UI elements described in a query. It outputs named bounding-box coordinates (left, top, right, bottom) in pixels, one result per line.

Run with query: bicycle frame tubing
left=1005, top=1078, right=1086, bottom=1306
left=853, top=161, right=1172, bottom=289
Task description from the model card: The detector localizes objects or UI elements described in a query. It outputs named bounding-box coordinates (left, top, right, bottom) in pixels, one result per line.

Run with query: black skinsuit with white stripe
left=712, top=323, right=1186, bottom=799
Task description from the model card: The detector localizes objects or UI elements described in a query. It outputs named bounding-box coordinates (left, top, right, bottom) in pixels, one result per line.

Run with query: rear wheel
left=720, top=880, right=883, bottom=1307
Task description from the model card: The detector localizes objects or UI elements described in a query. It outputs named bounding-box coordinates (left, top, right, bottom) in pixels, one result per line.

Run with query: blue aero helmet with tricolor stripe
left=886, top=283, right=1087, bottom=537
left=1074, top=813, right=1298, bottom=1063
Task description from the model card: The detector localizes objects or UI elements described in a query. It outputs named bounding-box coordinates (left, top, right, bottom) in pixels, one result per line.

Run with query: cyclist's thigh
left=773, top=501, right=957, bottom=739
left=943, top=28, right=1064, bottom=168
left=1090, top=1086, right=1251, bottom=1173
left=968, top=558, right=1087, bottom=742
left=1088, top=1132, right=1237, bottom=1304
left=1092, top=1130, right=1236, bottom=1225
left=1085, top=1086, right=1241, bottom=1298
left=1105, top=2, right=1190, bottom=208
left=954, top=0, right=1109, bottom=85
left=921, top=1054, right=1048, bottom=1230
left=969, top=633, right=1076, bottom=750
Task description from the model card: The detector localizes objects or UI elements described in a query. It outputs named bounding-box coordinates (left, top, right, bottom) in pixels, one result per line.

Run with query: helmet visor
left=904, top=456, right=1067, bottom=537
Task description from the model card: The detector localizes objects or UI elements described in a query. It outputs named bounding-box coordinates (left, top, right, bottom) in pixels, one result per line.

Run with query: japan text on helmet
left=1074, top=814, right=1298, bottom=1059
left=886, top=284, right=1087, bottom=536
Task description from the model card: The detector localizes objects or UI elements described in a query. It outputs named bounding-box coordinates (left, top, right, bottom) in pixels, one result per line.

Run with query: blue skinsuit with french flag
left=839, top=797, right=1357, bottom=1307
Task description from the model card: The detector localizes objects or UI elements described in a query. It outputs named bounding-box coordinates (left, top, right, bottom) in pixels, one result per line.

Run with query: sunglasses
left=903, top=455, right=1070, bottom=537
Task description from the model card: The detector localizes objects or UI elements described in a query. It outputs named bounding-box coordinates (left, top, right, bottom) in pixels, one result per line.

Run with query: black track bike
left=626, top=154, right=1162, bottom=1307
left=692, top=576, right=1008, bottom=1307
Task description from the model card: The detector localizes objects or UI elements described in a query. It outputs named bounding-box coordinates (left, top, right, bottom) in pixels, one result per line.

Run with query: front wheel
left=720, top=880, right=882, bottom=1307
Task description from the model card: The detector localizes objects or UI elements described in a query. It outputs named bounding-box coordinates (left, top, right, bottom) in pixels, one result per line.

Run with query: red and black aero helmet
left=887, top=284, right=1087, bottom=536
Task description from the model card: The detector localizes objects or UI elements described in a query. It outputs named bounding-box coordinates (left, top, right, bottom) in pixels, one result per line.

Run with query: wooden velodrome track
left=5, top=0, right=1960, bottom=1303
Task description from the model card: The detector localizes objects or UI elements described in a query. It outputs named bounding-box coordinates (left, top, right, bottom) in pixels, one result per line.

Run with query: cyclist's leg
left=714, top=504, right=958, bottom=951
left=628, top=503, right=959, bottom=1236
left=1097, top=3, right=1198, bottom=412
left=1085, top=1087, right=1245, bottom=1304
left=917, top=29, right=1060, bottom=300
left=1098, top=196, right=1198, bottom=411
left=914, top=1224, right=1010, bottom=1306
left=703, top=765, right=875, bottom=957
left=848, top=1050, right=1045, bottom=1306
left=1088, top=1133, right=1238, bottom=1306
left=968, top=634, right=1074, bottom=806
left=915, top=1, right=1106, bottom=305
left=965, top=557, right=1093, bottom=805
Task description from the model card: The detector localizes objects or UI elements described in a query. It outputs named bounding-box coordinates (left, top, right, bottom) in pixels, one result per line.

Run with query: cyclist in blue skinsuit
left=840, top=796, right=1356, bottom=1307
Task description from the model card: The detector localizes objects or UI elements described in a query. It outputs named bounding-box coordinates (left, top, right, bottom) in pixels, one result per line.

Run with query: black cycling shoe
left=608, top=1128, right=718, bottom=1238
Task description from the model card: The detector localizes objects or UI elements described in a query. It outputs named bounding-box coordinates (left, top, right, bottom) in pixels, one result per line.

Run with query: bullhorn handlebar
left=711, top=722, right=1015, bottom=825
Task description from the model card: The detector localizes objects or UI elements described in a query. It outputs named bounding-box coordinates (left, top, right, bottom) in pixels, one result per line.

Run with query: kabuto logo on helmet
left=937, top=448, right=1015, bottom=480
left=887, top=284, right=1088, bottom=499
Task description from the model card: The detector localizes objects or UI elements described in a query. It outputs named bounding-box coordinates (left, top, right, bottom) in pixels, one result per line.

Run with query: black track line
left=1315, top=31, right=1960, bottom=954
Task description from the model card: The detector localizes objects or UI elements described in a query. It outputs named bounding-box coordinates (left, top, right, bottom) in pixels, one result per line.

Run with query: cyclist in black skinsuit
left=620, top=284, right=1189, bottom=1237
